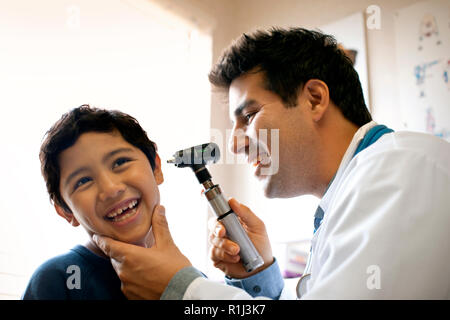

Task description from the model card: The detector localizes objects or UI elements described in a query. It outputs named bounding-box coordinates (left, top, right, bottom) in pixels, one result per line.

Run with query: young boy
left=22, top=105, right=164, bottom=299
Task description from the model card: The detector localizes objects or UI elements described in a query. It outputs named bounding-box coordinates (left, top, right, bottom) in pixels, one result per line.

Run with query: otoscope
left=167, top=143, right=264, bottom=273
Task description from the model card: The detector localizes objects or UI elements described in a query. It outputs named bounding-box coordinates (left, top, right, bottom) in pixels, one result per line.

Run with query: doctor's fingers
left=208, top=233, right=240, bottom=255
left=208, top=216, right=226, bottom=238
left=228, top=198, right=266, bottom=233
left=209, top=244, right=240, bottom=264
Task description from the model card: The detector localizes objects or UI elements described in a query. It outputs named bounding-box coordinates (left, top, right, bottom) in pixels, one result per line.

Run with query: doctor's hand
left=93, top=205, right=192, bottom=300
left=208, top=198, right=273, bottom=279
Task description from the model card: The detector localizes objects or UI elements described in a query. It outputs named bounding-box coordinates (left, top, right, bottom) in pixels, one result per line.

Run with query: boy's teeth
left=111, top=210, right=136, bottom=222
left=107, top=200, right=138, bottom=218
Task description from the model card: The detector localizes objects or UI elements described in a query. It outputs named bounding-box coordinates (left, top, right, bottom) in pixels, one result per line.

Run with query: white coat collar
left=319, top=121, right=378, bottom=214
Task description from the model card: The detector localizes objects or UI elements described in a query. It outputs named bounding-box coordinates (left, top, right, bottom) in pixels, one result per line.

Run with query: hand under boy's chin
left=87, top=215, right=154, bottom=250
left=107, top=221, right=154, bottom=248
left=130, top=226, right=155, bottom=248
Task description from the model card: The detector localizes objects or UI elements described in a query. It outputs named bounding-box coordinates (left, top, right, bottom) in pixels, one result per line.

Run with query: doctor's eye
left=244, top=111, right=257, bottom=123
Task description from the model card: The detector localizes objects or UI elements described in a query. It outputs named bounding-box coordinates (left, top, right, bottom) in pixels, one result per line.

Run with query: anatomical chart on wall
left=394, top=0, right=450, bottom=141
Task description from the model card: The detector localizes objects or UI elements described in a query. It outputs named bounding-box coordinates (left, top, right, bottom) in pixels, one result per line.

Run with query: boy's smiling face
left=56, top=130, right=163, bottom=246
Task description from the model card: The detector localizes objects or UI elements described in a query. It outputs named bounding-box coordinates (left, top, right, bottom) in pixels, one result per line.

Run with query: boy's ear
left=54, top=204, right=80, bottom=227
left=153, top=153, right=164, bottom=185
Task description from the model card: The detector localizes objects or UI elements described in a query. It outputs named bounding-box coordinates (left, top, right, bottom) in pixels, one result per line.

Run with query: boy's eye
left=113, top=157, right=132, bottom=169
left=74, top=177, right=92, bottom=191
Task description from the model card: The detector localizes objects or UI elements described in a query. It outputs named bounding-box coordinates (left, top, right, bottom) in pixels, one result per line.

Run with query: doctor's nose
left=98, top=173, right=126, bottom=202
left=229, top=126, right=249, bottom=155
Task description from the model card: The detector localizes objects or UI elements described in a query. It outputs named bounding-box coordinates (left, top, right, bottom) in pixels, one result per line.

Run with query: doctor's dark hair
left=208, top=27, right=372, bottom=127
left=39, top=105, right=157, bottom=213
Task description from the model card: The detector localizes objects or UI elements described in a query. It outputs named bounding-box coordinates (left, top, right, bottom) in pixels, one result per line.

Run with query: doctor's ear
left=302, top=79, right=330, bottom=122
left=54, top=204, right=80, bottom=227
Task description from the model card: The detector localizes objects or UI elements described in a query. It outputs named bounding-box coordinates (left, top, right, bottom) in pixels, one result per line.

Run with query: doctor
left=94, top=27, right=450, bottom=299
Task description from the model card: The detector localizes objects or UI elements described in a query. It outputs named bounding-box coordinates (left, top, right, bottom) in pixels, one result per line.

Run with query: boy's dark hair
left=208, top=27, right=372, bottom=127
left=39, top=105, right=157, bottom=212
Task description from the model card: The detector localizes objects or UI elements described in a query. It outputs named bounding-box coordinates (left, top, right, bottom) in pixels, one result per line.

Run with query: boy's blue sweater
left=22, top=245, right=126, bottom=300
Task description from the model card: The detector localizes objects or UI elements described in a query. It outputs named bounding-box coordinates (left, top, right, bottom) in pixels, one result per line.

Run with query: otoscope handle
left=203, top=183, right=264, bottom=272
left=219, top=211, right=264, bottom=273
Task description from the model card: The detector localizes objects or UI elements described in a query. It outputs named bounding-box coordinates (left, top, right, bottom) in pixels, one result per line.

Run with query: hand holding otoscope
left=168, top=143, right=265, bottom=273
